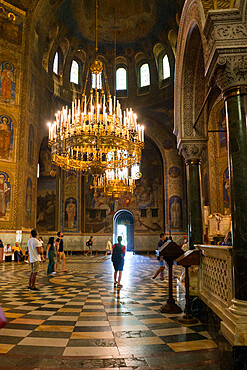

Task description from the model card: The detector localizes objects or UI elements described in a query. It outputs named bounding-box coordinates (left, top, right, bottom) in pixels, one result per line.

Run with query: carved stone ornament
left=215, top=54, right=247, bottom=92
left=178, top=140, right=208, bottom=162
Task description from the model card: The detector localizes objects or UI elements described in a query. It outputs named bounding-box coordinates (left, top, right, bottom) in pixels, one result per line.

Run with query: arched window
left=53, top=52, right=59, bottom=74
left=140, top=63, right=150, bottom=87
left=116, top=67, right=127, bottom=90
left=92, top=72, right=102, bottom=89
left=70, top=60, right=79, bottom=84
left=162, top=55, right=170, bottom=79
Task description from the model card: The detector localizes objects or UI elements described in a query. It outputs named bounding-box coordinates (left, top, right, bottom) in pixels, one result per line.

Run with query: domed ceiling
left=56, top=0, right=183, bottom=46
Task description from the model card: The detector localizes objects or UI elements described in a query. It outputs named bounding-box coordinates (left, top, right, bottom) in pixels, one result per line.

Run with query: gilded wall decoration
left=64, top=197, right=77, bottom=230
left=27, top=124, right=34, bottom=165
left=0, top=61, right=16, bottom=104
left=26, top=177, right=32, bottom=213
left=169, top=195, right=182, bottom=230
left=0, top=115, right=13, bottom=161
left=0, top=171, right=10, bottom=221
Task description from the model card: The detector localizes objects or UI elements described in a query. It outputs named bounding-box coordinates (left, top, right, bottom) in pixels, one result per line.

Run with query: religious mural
left=64, top=197, right=77, bottom=230
left=0, top=171, right=11, bottom=221
left=37, top=137, right=56, bottom=231
left=0, top=7, right=23, bottom=45
left=39, top=137, right=52, bottom=177
left=0, top=61, right=16, bottom=104
left=223, top=167, right=230, bottom=212
left=37, top=178, right=56, bottom=231
left=0, top=115, right=13, bottom=161
left=169, top=195, right=182, bottom=230
left=169, top=166, right=180, bottom=178
left=28, top=124, right=34, bottom=165
left=163, top=139, right=175, bottom=150
left=26, top=178, right=32, bottom=213
left=84, top=139, right=163, bottom=234
left=29, top=75, right=36, bottom=112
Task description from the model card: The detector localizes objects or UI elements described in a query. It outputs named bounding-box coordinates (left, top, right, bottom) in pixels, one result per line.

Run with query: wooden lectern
left=159, top=241, right=184, bottom=313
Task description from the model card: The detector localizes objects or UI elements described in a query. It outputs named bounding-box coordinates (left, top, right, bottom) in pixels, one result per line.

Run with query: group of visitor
left=0, top=240, right=29, bottom=263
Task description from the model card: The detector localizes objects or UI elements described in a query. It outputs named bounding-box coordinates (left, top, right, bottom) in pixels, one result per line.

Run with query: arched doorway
left=113, top=210, right=134, bottom=251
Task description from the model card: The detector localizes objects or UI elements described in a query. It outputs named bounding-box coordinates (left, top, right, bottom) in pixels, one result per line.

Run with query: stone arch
left=174, top=0, right=208, bottom=144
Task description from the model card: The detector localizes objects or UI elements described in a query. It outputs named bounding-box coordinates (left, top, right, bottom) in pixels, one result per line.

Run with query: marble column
left=186, top=159, right=203, bottom=248
left=223, top=87, right=247, bottom=301
left=179, top=142, right=206, bottom=249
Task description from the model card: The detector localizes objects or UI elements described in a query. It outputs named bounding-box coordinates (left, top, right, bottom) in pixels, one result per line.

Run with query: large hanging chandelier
left=48, top=0, right=144, bottom=196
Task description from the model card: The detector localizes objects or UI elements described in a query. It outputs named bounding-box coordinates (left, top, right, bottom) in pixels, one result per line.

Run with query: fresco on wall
left=30, top=75, right=36, bottom=112
left=0, top=115, right=13, bottom=161
left=0, top=8, right=23, bottom=45
left=169, top=195, right=182, bottom=230
left=84, top=140, right=163, bottom=234
left=0, top=171, right=11, bottom=221
left=26, top=178, right=32, bottom=213
left=39, top=137, right=52, bottom=176
left=223, top=167, right=230, bottom=212
left=169, top=166, right=180, bottom=178
left=37, top=137, right=56, bottom=231
left=37, top=178, right=56, bottom=231
left=163, top=139, right=175, bottom=150
left=64, top=197, right=77, bottom=230
left=28, top=124, right=34, bottom=165
left=219, top=107, right=227, bottom=150
left=0, top=62, right=16, bottom=104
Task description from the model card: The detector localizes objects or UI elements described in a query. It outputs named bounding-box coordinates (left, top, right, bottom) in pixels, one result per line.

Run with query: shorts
left=30, top=261, right=39, bottom=273
left=113, top=261, right=124, bottom=272
left=57, top=251, right=65, bottom=262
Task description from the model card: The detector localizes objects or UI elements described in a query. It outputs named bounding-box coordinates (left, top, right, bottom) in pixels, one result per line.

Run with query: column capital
left=178, top=139, right=207, bottom=163
left=214, top=54, right=247, bottom=96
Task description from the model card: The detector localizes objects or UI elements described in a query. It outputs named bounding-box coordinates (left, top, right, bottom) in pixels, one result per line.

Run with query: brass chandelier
left=48, top=0, right=144, bottom=196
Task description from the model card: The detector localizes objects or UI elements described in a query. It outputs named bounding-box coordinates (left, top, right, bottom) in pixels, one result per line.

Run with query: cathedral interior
left=0, top=0, right=247, bottom=368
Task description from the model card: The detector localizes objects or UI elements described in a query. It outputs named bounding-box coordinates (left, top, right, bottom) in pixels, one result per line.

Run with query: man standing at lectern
left=152, top=233, right=168, bottom=280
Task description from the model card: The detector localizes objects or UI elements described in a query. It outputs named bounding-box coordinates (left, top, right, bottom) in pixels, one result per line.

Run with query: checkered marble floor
left=0, top=253, right=220, bottom=369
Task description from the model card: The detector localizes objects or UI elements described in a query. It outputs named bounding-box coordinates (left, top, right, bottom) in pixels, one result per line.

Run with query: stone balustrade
left=196, top=245, right=233, bottom=320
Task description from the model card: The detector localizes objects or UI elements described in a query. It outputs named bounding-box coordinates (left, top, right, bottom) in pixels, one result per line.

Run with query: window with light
left=70, top=60, right=79, bottom=84
left=92, top=72, right=102, bottom=89
left=162, top=55, right=170, bottom=80
left=116, top=67, right=127, bottom=90
left=53, top=52, right=58, bottom=74
left=140, top=63, right=150, bottom=87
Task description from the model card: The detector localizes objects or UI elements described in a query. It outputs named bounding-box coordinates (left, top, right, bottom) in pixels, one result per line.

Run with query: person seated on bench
left=12, top=242, right=23, bottom=263
left=4, top=244, right=14, bottom=261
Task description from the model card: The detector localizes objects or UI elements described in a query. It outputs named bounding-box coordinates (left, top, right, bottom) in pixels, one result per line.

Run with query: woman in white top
left=105, top=238, right=112, bottom=257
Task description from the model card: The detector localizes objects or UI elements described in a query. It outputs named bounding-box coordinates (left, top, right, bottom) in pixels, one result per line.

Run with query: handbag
left=0, top=306, right=7, bottom=329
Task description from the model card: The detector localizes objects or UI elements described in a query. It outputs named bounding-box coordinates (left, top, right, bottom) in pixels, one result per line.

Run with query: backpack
left=112, top=244, right=123, bottom=262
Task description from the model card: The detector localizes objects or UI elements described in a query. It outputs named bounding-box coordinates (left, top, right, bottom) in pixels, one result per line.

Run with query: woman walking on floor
left=46, top=237, right=56, bottom=275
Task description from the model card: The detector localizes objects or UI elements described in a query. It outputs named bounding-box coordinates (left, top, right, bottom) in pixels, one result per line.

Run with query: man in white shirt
left=27, top=229, right=42, bottom=291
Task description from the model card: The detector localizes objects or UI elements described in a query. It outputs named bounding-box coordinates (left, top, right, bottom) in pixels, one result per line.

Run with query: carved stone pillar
left=179, top=141, right=207, bottom=249
left=203, top=8, right=247, bottom=351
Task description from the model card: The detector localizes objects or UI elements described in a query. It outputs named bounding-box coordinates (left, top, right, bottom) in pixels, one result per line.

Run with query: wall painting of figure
left=26, top=178, right=32, bottom=213
left=64, top=197, right=77, bottom=230
left=0, top=115, right=13, bottom=161
left=0, top=61, right=16, bottom=104
left=169, top=195, right=182, bottom=230
left=0, top=171, right=11, bottom=221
